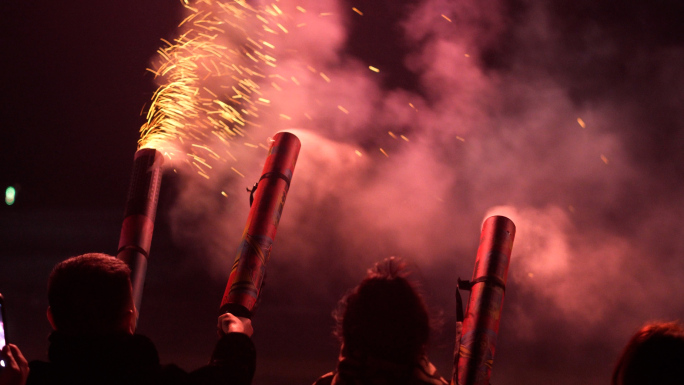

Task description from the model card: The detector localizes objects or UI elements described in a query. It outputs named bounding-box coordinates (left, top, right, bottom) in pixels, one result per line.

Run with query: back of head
left=612, top=321, right=684, bottom=385
left=48, top=253, right=133, bottom=334
left=335, top=257, right=430, bottom=365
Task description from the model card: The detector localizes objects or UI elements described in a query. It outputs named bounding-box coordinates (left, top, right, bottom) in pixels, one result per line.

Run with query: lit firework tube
left=117, top=148, right=164, bottom=324
left=219, top=132, right=301, bottom=318
left=454, top=215, right=516, bottom=385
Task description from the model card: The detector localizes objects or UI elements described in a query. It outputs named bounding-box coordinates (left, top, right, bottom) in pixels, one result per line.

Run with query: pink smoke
left=161, top=0, right=684, bottom=383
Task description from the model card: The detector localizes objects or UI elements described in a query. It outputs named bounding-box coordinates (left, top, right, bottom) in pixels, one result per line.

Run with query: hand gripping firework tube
left=454, top=215, right=515, bottom=385
left=219, top=132, right=301, bottom=318
left=117, top=148, right=163, bottom=325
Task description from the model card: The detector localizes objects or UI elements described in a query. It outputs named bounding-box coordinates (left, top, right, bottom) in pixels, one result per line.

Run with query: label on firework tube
left=220, top=132, right=301, bottom=318
left=456, top=215, right=515, bottom=385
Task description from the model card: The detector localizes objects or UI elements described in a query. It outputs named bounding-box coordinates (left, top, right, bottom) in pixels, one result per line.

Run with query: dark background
left=2, top=0, right=684, bottom=384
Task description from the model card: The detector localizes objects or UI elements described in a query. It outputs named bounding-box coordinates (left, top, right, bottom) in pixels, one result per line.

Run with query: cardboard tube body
left=454, top=215, right=515, bottom=385
left=117, top=148, right=163, bottom=324
left=220, top=132, right=301, bottom=318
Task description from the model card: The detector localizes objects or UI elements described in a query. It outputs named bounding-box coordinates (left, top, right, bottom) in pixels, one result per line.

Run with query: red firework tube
left=219, top=132, right=301, bottom=318
left=117, top=148, right=163, bottom=324
left=454, top=215, right=516, bottom=385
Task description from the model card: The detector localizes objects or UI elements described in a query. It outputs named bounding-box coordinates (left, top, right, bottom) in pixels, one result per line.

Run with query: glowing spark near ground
left=369, top=66, right=379, bottom=72
left=441, top=14, right=452, bottom=22
left=138, top=0, right=288, bottom=176
left=352, top=7, right=363, bottom=16
left=577, top=117, right=586, bottom=128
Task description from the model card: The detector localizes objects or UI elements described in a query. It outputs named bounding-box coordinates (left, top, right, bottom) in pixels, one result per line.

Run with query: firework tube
left=219, top=132, right=301, bottom=318
left=117, top=148, right=163, bottom=325
left=454, top=215, right=516, bottom=385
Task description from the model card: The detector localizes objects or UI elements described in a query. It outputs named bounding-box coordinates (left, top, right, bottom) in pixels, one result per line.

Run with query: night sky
left=2, top=0, right=684, bottom=384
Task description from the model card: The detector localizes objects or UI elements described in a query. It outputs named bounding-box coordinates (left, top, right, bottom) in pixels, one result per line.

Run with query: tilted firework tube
left=453, top=215, right=516, bottom=385
left=117, top=148, right=164, bottom=327
left=219, top=132, right=301, bottom=318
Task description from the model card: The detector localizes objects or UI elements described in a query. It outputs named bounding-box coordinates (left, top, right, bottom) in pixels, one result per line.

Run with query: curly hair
left=333, top=257, right=430, bottom=364
left=612, top=321, right=684, bottom=385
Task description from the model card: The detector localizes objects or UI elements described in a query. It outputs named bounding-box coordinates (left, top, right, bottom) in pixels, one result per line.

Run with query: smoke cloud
left=158, top=0, right=684, bottom=383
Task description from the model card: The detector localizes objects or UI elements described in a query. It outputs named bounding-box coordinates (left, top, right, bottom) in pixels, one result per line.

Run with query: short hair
left=612, top=321, right=684, bottom=385
left=48, top=253, right=133, bottom=334
left=334, top=257, right=430, bottom=364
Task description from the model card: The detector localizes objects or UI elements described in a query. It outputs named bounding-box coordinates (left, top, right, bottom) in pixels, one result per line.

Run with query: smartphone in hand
left=0, top=293, right=7, bottom=370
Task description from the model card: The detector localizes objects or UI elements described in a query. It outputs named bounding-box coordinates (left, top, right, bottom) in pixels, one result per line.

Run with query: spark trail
left=139, top=0, right=289, bottom=178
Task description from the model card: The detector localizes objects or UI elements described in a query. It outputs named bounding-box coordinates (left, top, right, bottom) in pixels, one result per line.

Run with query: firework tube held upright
left=220, top=132, right=301, bottom=318
left=117, top=148, right=164, bottom=328
left=453, top=215, right=516, bottom=385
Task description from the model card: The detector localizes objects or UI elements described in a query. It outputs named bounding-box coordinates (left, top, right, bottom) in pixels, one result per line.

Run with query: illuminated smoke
left=153, top=0, right=684, bottom=383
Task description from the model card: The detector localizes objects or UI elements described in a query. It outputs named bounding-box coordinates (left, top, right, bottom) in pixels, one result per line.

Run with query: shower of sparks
left=136, top=0, right=418, bottom=181
left=138, top=0, right=289, bottom=178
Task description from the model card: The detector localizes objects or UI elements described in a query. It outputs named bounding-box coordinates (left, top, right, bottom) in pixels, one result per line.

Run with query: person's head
left=47, top=253, right=135, bottom=335
left=612, top=321, right=684, bottom=385
left=334, top=257, right=430, bottom=365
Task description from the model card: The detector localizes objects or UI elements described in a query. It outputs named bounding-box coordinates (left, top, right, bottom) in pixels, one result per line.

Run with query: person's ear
left=47, top=306, right=57, bottom=330
left=126, top=306, right=137, bottom=334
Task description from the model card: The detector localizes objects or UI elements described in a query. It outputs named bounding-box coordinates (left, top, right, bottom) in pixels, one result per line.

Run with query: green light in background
left=5, top=186, right=16, bottom=205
